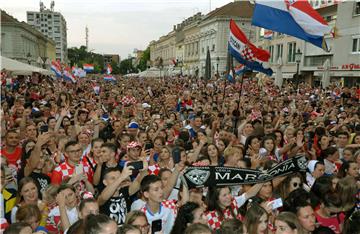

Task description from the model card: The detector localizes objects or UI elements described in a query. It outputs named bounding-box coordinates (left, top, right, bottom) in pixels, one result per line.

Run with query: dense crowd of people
left=1, top=70, right=360, bottom=234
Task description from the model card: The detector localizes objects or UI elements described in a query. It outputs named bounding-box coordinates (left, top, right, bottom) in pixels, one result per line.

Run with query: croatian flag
left=264, top=30, right=273, bottom=40
left=107, top=64, right=112, bottom=74
left=83, top=64, right=94, bottom=72
left=252, top=0, right=332, bottom=50
left=92, top=83, right=100, bottom=95
left=234, top=64, right=247, bottom=75
left=228, top=19, right=273, bottom=76
left=51, top=61, right=62, bottom=78
left=63, top=69, right=77, bottom=83
left=104, top=75, right=116, bottom=82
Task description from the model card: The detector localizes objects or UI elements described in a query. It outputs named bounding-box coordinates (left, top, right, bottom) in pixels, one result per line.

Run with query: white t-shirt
left=141, top=200, right=177, bottom=234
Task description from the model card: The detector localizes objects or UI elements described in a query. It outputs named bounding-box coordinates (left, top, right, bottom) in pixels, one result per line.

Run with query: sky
left=2, top=0, right=233, bottom=59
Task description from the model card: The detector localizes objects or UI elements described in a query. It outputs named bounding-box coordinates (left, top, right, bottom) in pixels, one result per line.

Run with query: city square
left=0, top=0, right=360, bottom=233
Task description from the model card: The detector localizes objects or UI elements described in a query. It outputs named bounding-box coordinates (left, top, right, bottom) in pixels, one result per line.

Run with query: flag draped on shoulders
left=228, top=19, right=273, bottom=76
left=252, top=0, right=332, bottom=50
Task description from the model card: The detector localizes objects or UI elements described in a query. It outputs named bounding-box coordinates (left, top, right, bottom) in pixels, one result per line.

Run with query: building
left=103, top=54, right=120, bottom=65
left=1, top=10, right=56, bottom=66
left=198, top=1, right=255, bottom=78
left=331, top=1, right=360, bottom=86
left=253, top=0, right=359, bottom=87
left=149, top=1, right=255, bottom=78
left=27, top=1, right=68, bottom=63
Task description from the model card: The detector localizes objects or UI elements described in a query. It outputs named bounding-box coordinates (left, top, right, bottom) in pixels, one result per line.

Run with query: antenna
left=50, top=1, right=55, bottom=11
left=85, top=26, right=89, bottom=51
left=40, top=1, right=44, bottom=11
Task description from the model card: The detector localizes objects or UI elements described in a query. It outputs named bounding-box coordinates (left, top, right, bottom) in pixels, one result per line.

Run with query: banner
left=184, top=155, right=307, bottom=188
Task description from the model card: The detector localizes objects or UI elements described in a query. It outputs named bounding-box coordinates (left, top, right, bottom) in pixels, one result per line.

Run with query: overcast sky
left=2, top=0, right=233, bottom=58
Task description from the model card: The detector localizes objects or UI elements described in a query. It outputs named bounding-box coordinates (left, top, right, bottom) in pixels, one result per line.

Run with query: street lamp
left=295, top=49, right=302, bottom=91
left=26, top=52, right=31, bottom=65
left=216, top=56, right=220, bottom=77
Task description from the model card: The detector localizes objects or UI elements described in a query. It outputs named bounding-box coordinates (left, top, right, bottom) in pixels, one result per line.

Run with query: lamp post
left=216, top=56, right=220, bottom=78
left=295, top=49, right=302, bottom=91
left=26, top=52, right=31, bottom=65
left=179, top=60, right=183, bottom=76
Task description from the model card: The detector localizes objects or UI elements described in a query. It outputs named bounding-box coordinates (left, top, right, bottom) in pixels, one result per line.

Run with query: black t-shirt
left=95, top=163, right=122, bottom=193
left=99, top=187, right=131, bottom=226
left=30, top=171, right=51, bottom=197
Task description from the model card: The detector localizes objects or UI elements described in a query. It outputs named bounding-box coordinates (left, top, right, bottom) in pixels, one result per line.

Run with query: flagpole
left=223, top=49, right=231, bottom=112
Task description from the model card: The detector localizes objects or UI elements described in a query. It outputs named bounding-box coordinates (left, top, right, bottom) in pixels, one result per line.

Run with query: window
left=355, top=1, right=360, bottom=15
left=352, top=38, right=360, bottom=53
left=276, top=44, right=283, bottom=60
left=287, top=42, right=296, bottom=62
left=212, top=44, right=215, bottom=51
left=269, top=45, right=274, bottom=63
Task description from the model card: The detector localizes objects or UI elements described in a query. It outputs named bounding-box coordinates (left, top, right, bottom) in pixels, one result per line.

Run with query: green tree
left=136, top=47, right=150, bottom=72
left=110, top=61, right=121, bottom=75
left=67, top=46, right=104, bottom=73
left=119, top=58, right=136, bottom=75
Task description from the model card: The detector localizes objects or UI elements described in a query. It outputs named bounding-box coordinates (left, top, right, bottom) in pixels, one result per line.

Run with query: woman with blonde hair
left=275, top=212, right=306, bottom=234
left=336, top=176, right=358, bottom=213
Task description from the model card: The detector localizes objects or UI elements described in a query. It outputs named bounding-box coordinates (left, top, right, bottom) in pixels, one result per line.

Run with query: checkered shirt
left=241, top=46, right=255, bottom=61
left=51, top=158, right=93, bottom=185
left=148, top=164, right=160, bottom=176
left=121, top=96, right=137, bottom=106
left=205, top=199, right=242, bottom=230
left=141, top=199, right=178, bottom=215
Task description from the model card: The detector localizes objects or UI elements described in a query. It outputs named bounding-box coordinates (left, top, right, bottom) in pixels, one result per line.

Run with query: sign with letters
left=184, top=156, right=307, bottom=188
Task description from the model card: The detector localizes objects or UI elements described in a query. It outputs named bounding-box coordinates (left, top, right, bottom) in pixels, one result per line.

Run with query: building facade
left=1, top=10, right=56, bottom=66
left=104, top=54, right=120, bottom=65
left=27, top=1, right=68, bottom=63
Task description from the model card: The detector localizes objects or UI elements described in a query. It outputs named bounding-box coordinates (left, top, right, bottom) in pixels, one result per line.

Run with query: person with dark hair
left=78, top=198, right=99, bottom=219
left=337, top=160, right=359, bottom=178
left=15, top=204, right=47, bottom=232
left=306, top=160, right=325, bottom=188
left=51, top=141, right=94, bottom=185
left=321, top=147, right=341, bottom=176
left=4, top=222, right=32, bottom=234
left=285, top=199, right=316, bottom=234
left=336, top=131, right=350, bottom=160
left=125, top=210, right=150, bottom=234
left=93, top=142, right=122, bottom=192
left=170, top=202, right=207, bottom=234
left=218, top=218, right=245, bottom=234
left=312, top=226, right=336, bottom=234
left=139, top=174, right=177, bottom=234
left=98, top=162, right=147, bottom=226
left=314, top=192, right=344, bottom=234
left=0, top=130, right=22, bottom=168
left=46, top=184, right=79, bottom=232
left=275, top=212, right=306, bottom=234
left=84, top=214, right=117, bottom=234
left=205, top=183, right=263, bottom=231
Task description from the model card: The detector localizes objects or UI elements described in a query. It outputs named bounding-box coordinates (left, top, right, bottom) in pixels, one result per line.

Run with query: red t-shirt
left=0, top=147, right=22, bottom=167
left=315, top=212, right=345, bottom=234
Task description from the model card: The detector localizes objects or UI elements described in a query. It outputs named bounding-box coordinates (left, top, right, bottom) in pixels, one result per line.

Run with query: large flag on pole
left=51, top=61, right=62, bottom=78
left=252, top=0, right=332, bottom=50
left=228, top=19, right=273, bottom=76
left=83, top=64, right=94, bottom=72
left=63, top=67, right=77, bottom=83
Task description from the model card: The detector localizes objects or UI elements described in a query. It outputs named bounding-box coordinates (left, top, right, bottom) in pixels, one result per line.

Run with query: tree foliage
left=136, top=47, right=150, bottom=72
left=68, top=46, right=104, bottom=73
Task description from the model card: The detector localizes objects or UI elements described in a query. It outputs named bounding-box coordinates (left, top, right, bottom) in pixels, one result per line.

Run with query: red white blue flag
left=252, top=0, right=332, bottom=50
left=104, top=75, right=116, bottom=82
left=228, top=19, right=273, bottom=76
left=51, top=61, right=62, bottom=78
left=106, top=64, right=112, bottom=74
left=63, top=67, right=77, bottom=83
left=83, top=64, right=94, bottom=72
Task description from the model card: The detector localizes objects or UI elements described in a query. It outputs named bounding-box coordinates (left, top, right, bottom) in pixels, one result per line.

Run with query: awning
left=1, top=56, right=52, bottom=76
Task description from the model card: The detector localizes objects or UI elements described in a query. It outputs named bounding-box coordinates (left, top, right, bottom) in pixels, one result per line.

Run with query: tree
left=67, top=46, right=104, bottom=73
left=136, top=47, right=150, bottom=72
left=119, top=58, right=136, bottom=75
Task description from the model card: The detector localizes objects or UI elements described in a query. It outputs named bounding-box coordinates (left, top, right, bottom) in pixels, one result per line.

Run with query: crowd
left=0, top=70, right=360, bottom=234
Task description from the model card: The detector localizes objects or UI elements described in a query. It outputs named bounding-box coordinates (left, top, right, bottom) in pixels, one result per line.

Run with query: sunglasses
left=292, top=182, right=303, bottom=188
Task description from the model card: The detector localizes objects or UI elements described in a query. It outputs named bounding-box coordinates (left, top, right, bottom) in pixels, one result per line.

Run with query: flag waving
left=228, top=19, right=273, bottom=76
left=252, top=0, right=332, bottom=50
left=106, top=64, right=112, bottom=74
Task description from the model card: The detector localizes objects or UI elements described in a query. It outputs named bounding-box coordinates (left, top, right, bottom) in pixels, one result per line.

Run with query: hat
left=128, top=122, right=139, bottom=129
left=307, top=160, right=319, bottom=173
left=127, top=141, right=142, bottom=150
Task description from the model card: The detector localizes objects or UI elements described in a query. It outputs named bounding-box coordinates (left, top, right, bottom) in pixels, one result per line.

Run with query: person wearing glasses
left=125, top=210, right=150, bottom=234
left=50, top=141, right=93, bottom=185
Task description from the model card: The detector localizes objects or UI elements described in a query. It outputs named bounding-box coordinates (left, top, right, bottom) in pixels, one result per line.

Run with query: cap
left=127, top=141, right=142, bottom=150
left=128, top=122, right=139, bottom=129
